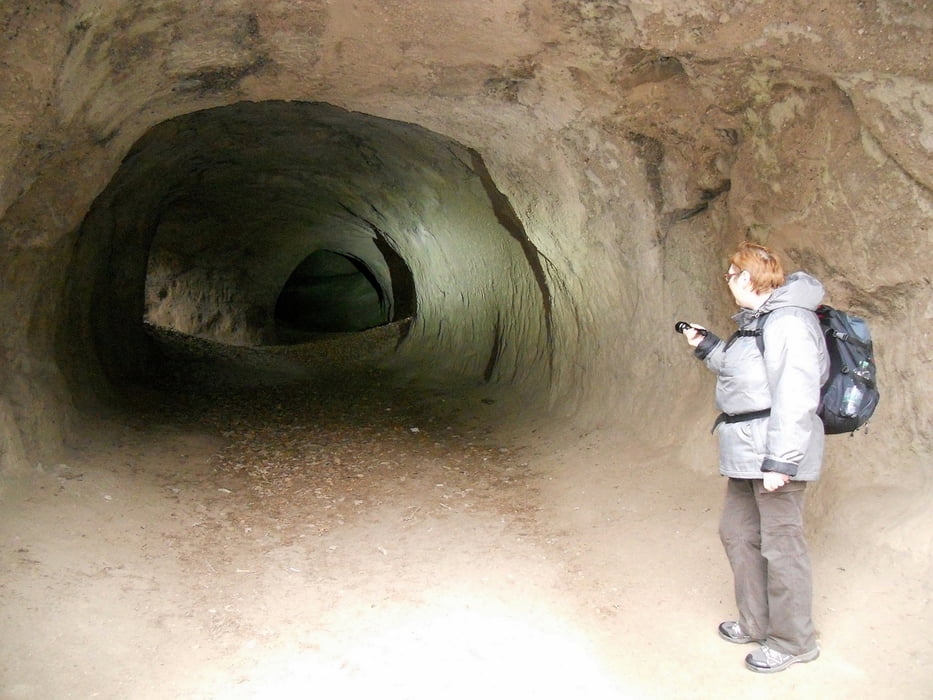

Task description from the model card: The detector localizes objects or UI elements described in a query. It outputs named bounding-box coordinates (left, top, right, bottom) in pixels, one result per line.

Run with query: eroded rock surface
left=0, top=0, right=930, bottom=564
left=0, top=2, right=931, bottom=697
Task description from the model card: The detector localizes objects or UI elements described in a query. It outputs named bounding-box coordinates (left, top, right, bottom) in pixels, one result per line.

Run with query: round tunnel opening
left=273, top=250, right=387, bottom=336
left=63, top=100, right=551, bottom=400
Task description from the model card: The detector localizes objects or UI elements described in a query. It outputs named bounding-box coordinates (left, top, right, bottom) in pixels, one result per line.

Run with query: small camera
left=675, top=321, right=707, bottom=336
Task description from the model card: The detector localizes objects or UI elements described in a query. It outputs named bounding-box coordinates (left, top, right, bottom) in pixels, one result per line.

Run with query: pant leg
left=754, top=480, right=817, bottom=655
left=719, top=478, right=769, bottom=640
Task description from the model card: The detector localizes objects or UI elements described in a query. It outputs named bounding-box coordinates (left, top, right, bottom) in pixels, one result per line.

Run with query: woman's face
left=725, top=265, right=756, bottom=308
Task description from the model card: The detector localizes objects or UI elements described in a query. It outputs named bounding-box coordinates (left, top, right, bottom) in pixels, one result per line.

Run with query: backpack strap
left=753, top=306, right=826, bottom=357
left=753, top=314, right=766, bottom=355
left=823, top=324, right=871, bottom=352
left=711, top=408, right=771, bottom=433
left=726, top=314, right=767, bottom=352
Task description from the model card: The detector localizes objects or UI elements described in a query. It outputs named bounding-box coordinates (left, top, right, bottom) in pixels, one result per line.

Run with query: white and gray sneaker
left=745, top=644, right=820, bottom=673
left=718, top=621, right=759, bottom=644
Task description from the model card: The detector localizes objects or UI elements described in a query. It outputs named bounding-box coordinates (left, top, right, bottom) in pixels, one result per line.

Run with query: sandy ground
left=1, top=331, right=930, bottom=699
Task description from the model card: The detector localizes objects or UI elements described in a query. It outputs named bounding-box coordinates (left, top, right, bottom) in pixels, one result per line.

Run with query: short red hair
left=730, top=241, right=785, bottom=293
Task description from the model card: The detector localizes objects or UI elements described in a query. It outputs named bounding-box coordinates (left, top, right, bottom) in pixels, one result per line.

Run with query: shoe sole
left=745, top=647, right=820, bottom=673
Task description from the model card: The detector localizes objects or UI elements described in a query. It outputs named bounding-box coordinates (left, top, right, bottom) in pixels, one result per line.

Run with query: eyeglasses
left=723, top=270, right=742, bottom=282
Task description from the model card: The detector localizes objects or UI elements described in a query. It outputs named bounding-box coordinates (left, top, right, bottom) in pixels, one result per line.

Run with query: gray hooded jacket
left=695, top=272, right=830, bottom=480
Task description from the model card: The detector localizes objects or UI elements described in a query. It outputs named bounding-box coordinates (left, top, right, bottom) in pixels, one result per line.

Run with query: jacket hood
left=760, top=271, right=825, bottom=313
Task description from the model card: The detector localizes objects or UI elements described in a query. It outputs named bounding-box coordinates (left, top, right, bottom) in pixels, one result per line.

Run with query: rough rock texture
left=1, top=1, right=931, bottom=696
left=0, top=0, right=930, bottom=605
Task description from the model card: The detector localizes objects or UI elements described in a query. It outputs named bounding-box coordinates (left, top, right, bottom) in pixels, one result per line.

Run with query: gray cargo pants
left=719, top=477, right=817, bottom=655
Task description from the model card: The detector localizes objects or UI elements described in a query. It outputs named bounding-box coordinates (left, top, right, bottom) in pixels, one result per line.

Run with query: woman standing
left=681, top=241, right=829, bottom=673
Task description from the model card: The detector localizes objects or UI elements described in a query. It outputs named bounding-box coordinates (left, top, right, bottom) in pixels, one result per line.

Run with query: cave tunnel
left=130, top=101, right=430, bottom=347
left=64, top=100, right=550, bottom=398
left=0, top=1, right=930, bottom=697
left=272, top=250, right=390, bottom=337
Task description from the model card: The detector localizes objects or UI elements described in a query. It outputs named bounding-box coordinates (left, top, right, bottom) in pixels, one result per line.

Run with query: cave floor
left=0, top=333, right=926, bottom=699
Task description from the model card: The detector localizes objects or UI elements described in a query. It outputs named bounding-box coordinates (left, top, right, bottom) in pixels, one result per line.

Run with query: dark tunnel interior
left=59, top=100, right=549, bottom=406
left=273, top=250, right=388, bottom=337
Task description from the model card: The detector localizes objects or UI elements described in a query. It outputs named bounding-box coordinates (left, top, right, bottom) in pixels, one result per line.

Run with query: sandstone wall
left=1, top=2, right=930, bottom=549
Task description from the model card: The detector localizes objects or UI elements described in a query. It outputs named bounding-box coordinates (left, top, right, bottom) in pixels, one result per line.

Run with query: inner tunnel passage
left=272, top=250, right=389, bottom=336
left=64, top=100, right=554, bottom=407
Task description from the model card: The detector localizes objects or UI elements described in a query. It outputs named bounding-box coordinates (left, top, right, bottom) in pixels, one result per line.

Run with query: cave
left=0, top=2, right=930, bottom=697
left=272, top=250, right=388, bottom=336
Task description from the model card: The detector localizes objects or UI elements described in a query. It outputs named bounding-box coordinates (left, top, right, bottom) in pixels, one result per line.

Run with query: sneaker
left=745, top=644, right=820, bottom=673
left=718, top=620, right=757, bottom=644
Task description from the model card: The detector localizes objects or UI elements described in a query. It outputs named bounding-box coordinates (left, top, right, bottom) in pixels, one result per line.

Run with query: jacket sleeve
left=694, top=332, right=724, bottom=372
left=760, top=312, right=823, bottom=476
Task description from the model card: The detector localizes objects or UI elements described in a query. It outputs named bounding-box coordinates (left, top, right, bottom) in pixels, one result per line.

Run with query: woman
left=682, top=241, right=829, bottom=673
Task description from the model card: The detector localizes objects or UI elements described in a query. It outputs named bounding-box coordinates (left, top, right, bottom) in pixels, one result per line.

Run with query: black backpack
left=753, top=305, right=879, bottom=434
left=814, top=305, right=879, bottom=433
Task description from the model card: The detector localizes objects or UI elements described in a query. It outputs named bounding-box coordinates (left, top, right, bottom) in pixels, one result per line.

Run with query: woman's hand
left=762, top=471, right=790, bottom=492
left=685, top=325, right=707, bottom=347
